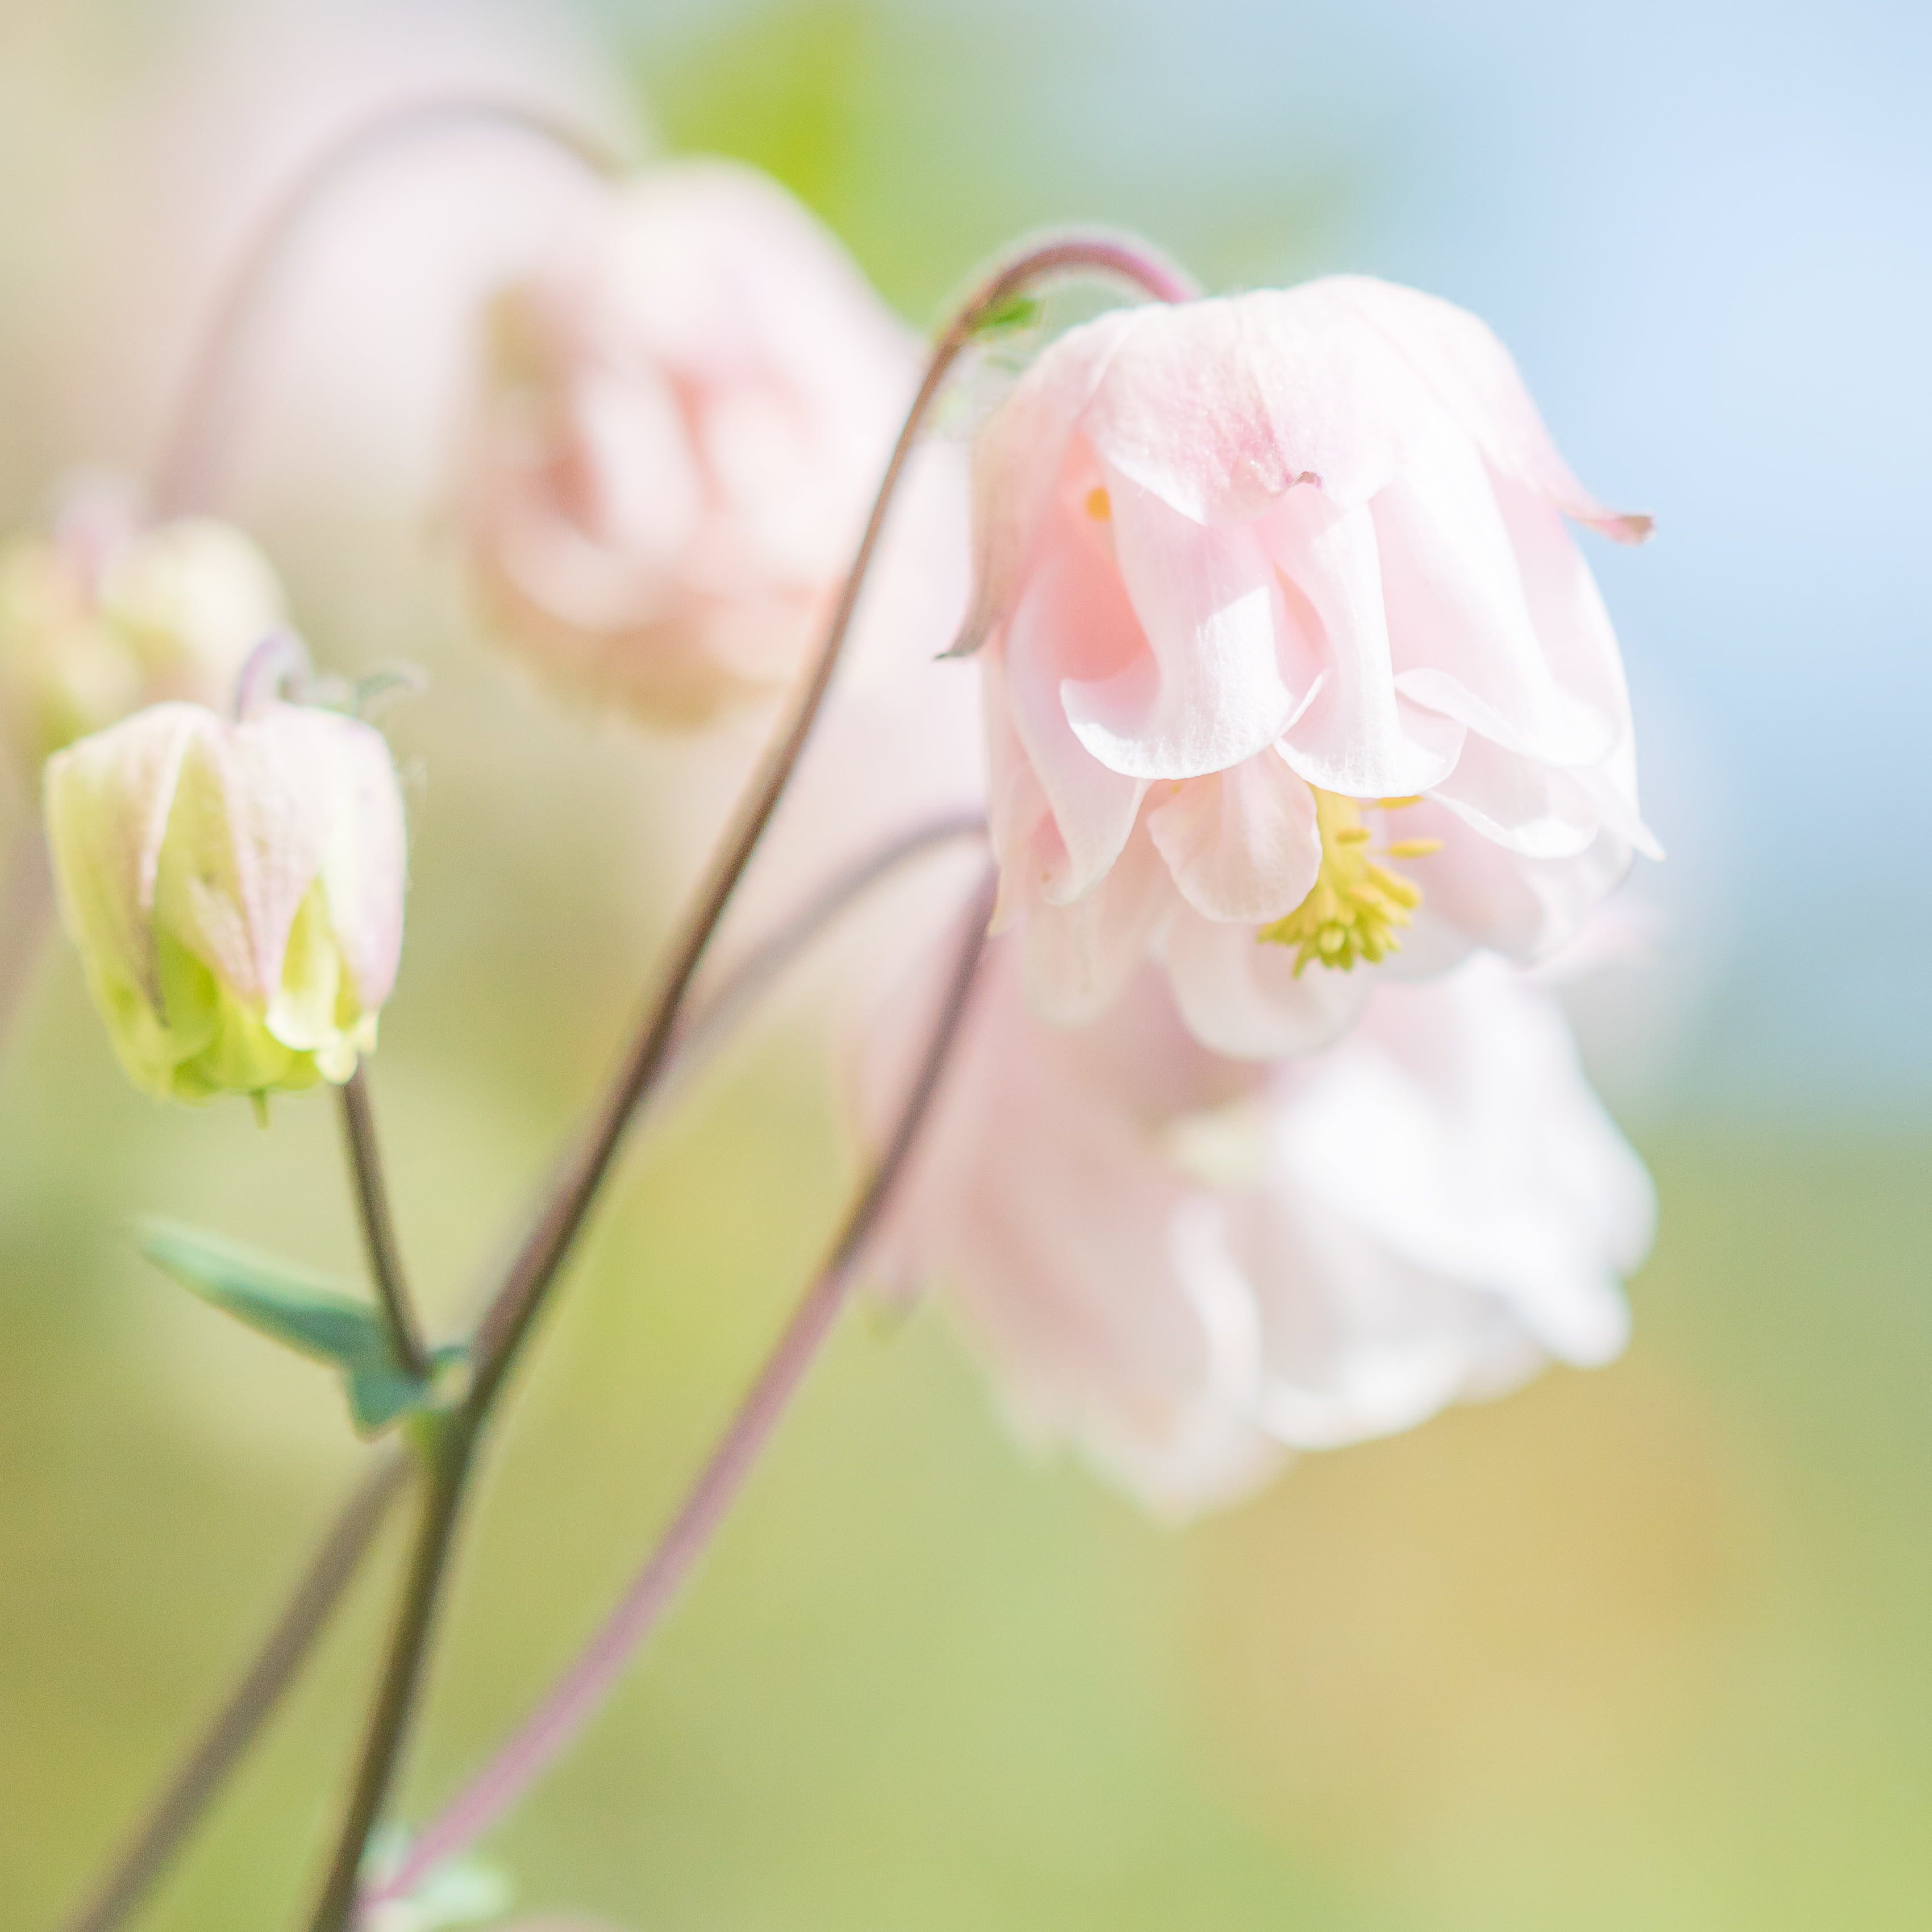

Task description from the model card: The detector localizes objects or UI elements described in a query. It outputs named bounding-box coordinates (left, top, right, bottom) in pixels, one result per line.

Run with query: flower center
left=1256, top=790, right=1440, bottom=973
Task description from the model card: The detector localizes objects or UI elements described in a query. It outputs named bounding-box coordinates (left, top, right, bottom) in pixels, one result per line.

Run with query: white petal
left=1146, top=752, right=1320, bottom=925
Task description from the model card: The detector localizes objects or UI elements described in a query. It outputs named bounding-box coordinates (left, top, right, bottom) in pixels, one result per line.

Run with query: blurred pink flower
left=864, top=933, right=1651, bottom=1515
left=461, top=159, right=921, bottom=723
left=964, top=276, right=1657, bottom=1055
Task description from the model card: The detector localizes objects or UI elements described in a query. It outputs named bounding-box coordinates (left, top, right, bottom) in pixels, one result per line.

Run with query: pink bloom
left=864, top=934, right=1651, bottom=1516
left=964, top=276, right=1656, bottom=1055
left=460, top=160, right=920, bottom=723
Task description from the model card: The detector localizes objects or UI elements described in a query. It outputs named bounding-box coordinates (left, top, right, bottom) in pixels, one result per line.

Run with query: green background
left=3, top=2, right=1929, bottom=1928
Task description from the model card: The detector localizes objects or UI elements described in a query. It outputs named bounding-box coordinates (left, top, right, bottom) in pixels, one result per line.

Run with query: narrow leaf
left=136, top=1219, right=461, bottom=1438
left=139, top=1219, right=384, bottom=1365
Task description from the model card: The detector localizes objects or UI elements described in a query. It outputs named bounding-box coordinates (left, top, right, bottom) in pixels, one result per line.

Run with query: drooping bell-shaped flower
left=0, top=477, right=287, bottom=771
left=962, top=276, right=1657, bottom=1056
left=862, top=927, right=1652, bottom=1516
left=459, top=159, right=920, bottom=724
left=43, top=676, right=407, bottom=1104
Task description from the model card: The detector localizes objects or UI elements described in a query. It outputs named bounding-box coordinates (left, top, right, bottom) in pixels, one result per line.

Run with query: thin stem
left=305, top=1423, right=476, bottom=1932
left=0, top=824, right=52, bottom=1052
left=57, top=1448, right=412, bottom=1932
left=51, top=814, right=985, bottom=1932
left=153, top=97, right=625, bottom=517
left=465, top=230, right=1196, bottom=1417
left=338, top=1069, right=432, bottom=1383
left=369, top=868, right=996, bottom=1910
left=309, top=231, right=1190, bottom=1926
left=665, top=810, right=987, bottom=1102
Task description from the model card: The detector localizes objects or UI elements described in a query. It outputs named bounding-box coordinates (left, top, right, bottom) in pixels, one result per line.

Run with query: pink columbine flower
left=460, top=159, right=921, bottom=724
left=963, top=276, right=1657, bottom=1056
left=863, top=933, right=1652, bottom=1516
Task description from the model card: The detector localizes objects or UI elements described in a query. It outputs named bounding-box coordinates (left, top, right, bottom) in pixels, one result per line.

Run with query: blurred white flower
left=863, top=931, right=1653, bottom=1516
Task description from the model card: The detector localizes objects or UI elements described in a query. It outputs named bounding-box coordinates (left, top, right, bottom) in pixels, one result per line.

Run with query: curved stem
left=49, top=813, right=985, bottom=1932
left=339, top=1069, right=432, bottom=1383
left=307, top=231, right=1189, bottom=1930
left=153, top=97, right=626, bottom=517
left=305, top=1421, right=476, bottom=1932
left=464, top=230, right=1195, bottom=1415
left=665, top=809, right=987, bottom=1102
left=57, top=1448, right=413, bottom=1932
left=369, top=868, right=996, bottom=1910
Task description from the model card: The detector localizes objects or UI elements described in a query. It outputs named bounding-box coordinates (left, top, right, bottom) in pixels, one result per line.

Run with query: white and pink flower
left=864, top=933, right=1652, bottom=1515
left=963, top=276, right=1656, bottom=1055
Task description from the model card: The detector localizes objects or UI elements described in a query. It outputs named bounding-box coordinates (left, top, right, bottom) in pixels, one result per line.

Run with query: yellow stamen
left=1084, top=485, right=1111, bottom=521
left=1257, top=790, right=1435, bottom=975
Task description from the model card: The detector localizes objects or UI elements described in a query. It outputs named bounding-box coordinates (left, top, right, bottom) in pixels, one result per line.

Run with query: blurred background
left=2, top=0, right=1929, bottom=1927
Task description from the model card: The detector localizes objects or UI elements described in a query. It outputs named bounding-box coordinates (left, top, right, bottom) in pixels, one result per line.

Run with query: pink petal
left=1398, top=800, right=1635, bottom=961
left=1259, top=488, right=1467, bottom=798
left=998, top=514, right=1148, bottom=900
left=1080, top=292, right=1430, bottom=523
left=168, top=708, right=329, bottom=1005
left=1278, top=961, right=1648, bottom=1363
left=1376, top=422, right=1618, bottom=769
left=1160, top=904, right=1373, bottom=1059
left=1146, top=751, right=1321, bottom=925
left=1322, top=276, right=1652, bottom=543
left=1427, top=733, right=1605, bottom=859
left=957, top=309, right=1139, bottom=654
left=1019, top=828, right=1173, bottom=1025
left=311, top=712, right=408, bottom=1009
left=43, top=703, right=203, bottom=1005
left=1063, top=467, right=1300, bottom=780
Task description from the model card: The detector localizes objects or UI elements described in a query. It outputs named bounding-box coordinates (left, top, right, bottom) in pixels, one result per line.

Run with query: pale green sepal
left=137, top=1219, right=464, bottom=1438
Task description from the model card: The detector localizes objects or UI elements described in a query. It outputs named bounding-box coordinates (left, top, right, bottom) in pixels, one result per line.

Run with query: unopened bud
left=0, top=480, right=285, bottom=769
left=43, top=696, right=407, bottom=1104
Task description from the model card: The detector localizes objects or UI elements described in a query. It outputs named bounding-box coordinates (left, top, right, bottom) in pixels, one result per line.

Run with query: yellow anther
left=1084, top=485, right=1111, bottom=521
left=1258, top=790, right=1435, bottom=975
left=1377, top=795, right=1422, bottom=810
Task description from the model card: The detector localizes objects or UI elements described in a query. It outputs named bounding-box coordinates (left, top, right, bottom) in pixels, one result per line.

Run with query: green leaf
left=137, top=1219, right=462, bottom=1438
left=973, top=292, right=1042, bottom=336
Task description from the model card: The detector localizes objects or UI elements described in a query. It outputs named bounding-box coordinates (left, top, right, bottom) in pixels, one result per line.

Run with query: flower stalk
left=304, top=232, right=1190, bottom=1931
left=338, top=1068, right=432, bottom=1384
left=56, top=811, right=987, bottom=1932
left=367, top=865, right=996, bottom=1912
left=58, top=1447, right=413, bottom=1932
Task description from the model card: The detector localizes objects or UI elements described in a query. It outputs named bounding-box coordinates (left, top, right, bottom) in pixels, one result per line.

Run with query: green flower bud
left=43, top=693, right=407, bottom=1104
left=0, top=483, right=285, bottom=770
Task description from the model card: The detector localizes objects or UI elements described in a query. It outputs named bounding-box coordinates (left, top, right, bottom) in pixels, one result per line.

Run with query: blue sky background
left=624, top=0, right=1932, bottom=1117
